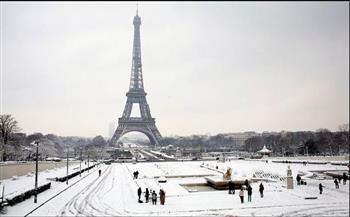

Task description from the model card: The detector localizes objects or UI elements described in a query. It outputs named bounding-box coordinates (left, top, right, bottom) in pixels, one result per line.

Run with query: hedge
left=54, top=164, right=96, bottom=182
left=6, top=183, right=51, bottom=206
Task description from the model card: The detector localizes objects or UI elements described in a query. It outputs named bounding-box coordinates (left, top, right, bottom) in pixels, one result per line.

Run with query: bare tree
left=338, top=123, right=349, bottom=133
left=338, top=123, right=349, bottom=154
left=0, top=114, right=21, bottom=161
left=316, top=128, right=334, bottom=155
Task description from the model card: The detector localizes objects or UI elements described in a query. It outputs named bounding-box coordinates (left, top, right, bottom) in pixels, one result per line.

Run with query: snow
left=1, top=161, right=93, bottom=199
left=150, top=150, right=175, bottom=159
left=139, top=150, right=161, bottom=160
left=2, top=159, right=349, bottom=216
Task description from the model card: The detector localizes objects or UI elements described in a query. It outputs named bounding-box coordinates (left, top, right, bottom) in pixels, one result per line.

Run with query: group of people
left=298, top=172, right=348, bottom=195
left=229, top=179, right=265, bottom=204
left=296, top=174, right=305, bottom=185
left=137, top=187, right=166, bottom=205
left=334, top=172, right=348, bottom=189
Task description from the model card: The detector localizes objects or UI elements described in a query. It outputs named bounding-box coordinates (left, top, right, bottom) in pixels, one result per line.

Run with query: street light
left=88, top=152, right=90, bottom=173
left=79, top=147, right=82, bottom=177
left=66, top=147, right=69, bottom=185
left=31, top=141, right=39, bottom=203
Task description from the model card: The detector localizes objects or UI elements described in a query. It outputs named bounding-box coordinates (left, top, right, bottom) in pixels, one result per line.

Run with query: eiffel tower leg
left=147, top=124, right=162, bottom=146
left=110, top=125, right=125, bottom=146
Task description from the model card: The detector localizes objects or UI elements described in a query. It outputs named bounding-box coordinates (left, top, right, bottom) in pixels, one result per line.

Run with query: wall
left=0, top=161, right=80, bottom=180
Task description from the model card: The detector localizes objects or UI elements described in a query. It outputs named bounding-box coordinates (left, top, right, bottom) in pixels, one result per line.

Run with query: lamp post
left=34, top=141, right=39, bottom=203
left=87, top=152, right=90, bottom=172
left=66, top=147, right=69, bottom=185
left=79, top=147, right=82, bottom=177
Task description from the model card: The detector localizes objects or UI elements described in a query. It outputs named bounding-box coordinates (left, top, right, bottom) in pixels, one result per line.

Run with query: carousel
left=257, top=145, right=272, bottom=157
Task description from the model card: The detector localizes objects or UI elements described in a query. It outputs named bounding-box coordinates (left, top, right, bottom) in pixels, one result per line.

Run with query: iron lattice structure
left=110, top=12, right=162, bottom=146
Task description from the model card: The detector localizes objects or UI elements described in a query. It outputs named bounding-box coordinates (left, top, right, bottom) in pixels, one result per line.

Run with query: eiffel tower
left=110, top=10, right=162, bottom=146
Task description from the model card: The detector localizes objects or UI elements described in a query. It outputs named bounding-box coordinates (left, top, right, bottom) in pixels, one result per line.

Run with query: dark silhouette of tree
left=316, top=128, right=334, bottom=155
left=0, top=114, right=21, bottom=161
left=338, top=123, right=349, bottom=154
left=302, top=139, right=319, bottom=155
left=91, top=135, right=107, bottom=147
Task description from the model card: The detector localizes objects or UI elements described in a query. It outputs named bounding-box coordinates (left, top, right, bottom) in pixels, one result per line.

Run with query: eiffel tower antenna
left=136, top=2, right=138, bottom=15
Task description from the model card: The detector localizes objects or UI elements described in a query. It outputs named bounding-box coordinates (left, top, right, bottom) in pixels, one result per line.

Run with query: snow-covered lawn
left=1, top=162, right=93, bottom=199
left=2, top=160, right=349, bottom=216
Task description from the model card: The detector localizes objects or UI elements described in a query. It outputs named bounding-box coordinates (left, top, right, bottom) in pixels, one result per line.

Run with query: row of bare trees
left=162, top=126, right=349, bottom=156
left=162, top=134, right=235, bottom=152
left=244, top=125, right=349, bottom=156
left=0, top=114, right=110, bottom=161
left=1, top=114, right=348, bottom=160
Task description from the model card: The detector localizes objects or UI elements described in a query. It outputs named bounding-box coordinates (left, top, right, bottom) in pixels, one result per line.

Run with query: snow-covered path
left=4, top=161, right=349, bottom=216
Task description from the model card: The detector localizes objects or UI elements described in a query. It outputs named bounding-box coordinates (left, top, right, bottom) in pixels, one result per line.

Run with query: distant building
left=106, top=148, right=133, bottom=160
left=225, top=132, right=260, bottom=146
left=175, top=147, right=182, bottom=158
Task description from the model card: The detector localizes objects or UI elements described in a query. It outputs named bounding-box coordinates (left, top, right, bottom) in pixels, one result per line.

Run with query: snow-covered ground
left=1, top=161, right=92, bottom=199
left=2, top=160, right=349, bottom=216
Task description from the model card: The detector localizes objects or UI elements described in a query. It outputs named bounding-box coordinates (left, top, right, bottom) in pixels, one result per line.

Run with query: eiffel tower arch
left=110, top=11, right=162, bottom=146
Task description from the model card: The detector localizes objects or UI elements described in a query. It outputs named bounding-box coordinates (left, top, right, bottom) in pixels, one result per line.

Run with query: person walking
left=296, top=174, right=301, bottom=185
left=259, top=183, right=264, bottom=198
left=334, top=179, right=339, bottom=189
left=159, top=189, right=166, bottom=205
left=137, top=187, right=142, bottom=201
left=145, top=188, right=150, bottom=203
left=319, top=183, right=323, bottom=194
left=98, top=169, right=101, bottom=177
left=342, top=173, right=348, bottom=185
left=244, top=179, right=249, bottom=187
left=228, top=181, right=233, bottom=194
left=151, top=190, right=157, bottom=205
left=239, top=187, right=244, bottom=204
left=247, top=185, right=252, bottom=202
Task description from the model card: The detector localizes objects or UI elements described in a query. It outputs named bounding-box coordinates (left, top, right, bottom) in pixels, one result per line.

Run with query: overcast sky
left=1, top=1, right=349, bottom=138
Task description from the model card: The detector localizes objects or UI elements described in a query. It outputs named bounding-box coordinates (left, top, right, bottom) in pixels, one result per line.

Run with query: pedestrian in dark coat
left=228, top=181, right=234, bottom=194
left=259, top=183, right=264, bottom=198
left=145, top=188, right=150, bottom=203
left=239, top=188, right=244, bottom=204
left=319, top=183, right=323, bottom=194
left=137, top=187, right=142, bottom=201
left=151, top=190, right=157, bottom=205
left=247, top=185, right=252, bottom=202
left=244, top=179, right=249, bottom=187
left=159, top=189, right=165, bottom=205
left=98, top=169, right=101, bottom=177
left=342, top=173, right=348, bottom=185
left=334, top=179, right=339, bottom=189
left=232, top=182, right=235, bottom=194
left=296, top=174, right=301, bottom=185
